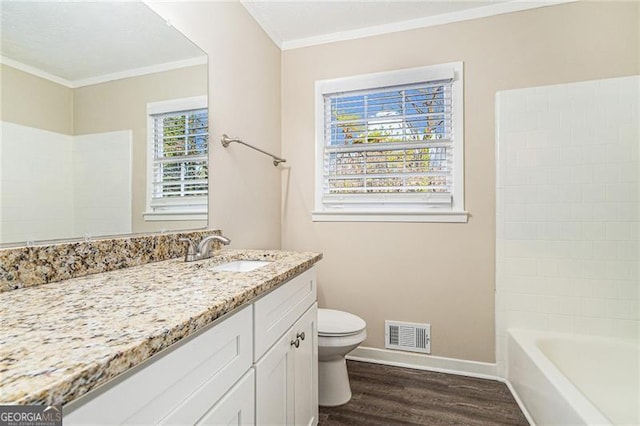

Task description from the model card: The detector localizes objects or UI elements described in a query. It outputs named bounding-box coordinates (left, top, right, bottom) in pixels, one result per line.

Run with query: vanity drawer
left=254, top=267, right=316, bottom=360
left=65, top=305, right=252, bottom=425
left=195, top=369, right=255, bottom=426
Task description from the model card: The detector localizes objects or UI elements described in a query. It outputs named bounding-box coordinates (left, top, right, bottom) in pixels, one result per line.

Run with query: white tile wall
left=73, top=131, right=132, bottom=237
left=0, top=123, right=132, bottom=244
left=495, top=76, right=640, bottom=377
left=0, top=122, right=74, bottom=243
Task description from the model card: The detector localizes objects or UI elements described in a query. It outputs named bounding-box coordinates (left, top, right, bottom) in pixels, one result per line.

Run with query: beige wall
left=281, top=1, right=639, bottom=362
left=73, top=65, right=208, bottom=234
left=147, top=1, right=282, bottom=249
left=0, top=64, right=73, bottom=135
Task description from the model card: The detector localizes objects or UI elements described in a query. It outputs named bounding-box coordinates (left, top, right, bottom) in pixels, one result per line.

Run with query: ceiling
left=241, top=0, right=571, bottom=49
left=0, top=2, right=206, bottom=86
left=0, top=0, right=570, bottom=84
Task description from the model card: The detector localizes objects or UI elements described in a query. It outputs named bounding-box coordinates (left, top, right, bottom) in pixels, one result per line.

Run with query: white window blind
left=323, top=81, right=453, bottom=205
left=314, top=63, right=465, bottom=222
left=150, top=108, right=208, bottom=209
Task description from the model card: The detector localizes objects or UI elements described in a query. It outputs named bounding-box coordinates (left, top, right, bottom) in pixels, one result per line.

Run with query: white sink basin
left=211, top=260, right=272, bottom=273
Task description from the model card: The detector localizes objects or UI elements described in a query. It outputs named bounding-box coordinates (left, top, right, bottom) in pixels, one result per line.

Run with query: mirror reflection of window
left=145, top=97, right=209, bottom=221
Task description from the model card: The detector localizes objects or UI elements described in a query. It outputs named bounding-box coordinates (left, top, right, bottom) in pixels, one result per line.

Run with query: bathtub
left=507, top=329, right=639, bottom=426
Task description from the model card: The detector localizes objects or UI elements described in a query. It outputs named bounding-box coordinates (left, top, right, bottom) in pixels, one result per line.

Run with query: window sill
left=311, top=211, right=469, bottom=223
left=143, top=211, right=207, bottom=222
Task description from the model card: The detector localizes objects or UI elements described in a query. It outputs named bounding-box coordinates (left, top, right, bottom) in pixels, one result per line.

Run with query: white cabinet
left=64, top=266, right=318, bottom=426
left=196, top=369, right=255, bottom=426
left=254, top=267, right=317, bottom=360
left=255, top=305, right=318, bottom=426
left=254, top=267, right=318, bottom=426
left=65, top=305, right=253, bottom=425
left=292, top=305, right=318, bottom=426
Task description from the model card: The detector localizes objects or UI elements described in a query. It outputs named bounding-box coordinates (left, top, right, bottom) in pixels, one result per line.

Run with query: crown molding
left=0, top=56, right=207, bottom=88
left=71, top=56, right=207, bottom=88
left=276, top=0, right=577, bottom=51
left=0, top=56, right=74, bottom=87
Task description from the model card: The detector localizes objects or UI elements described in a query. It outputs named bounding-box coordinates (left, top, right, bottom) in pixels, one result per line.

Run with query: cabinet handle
left=290, top=338, right=300, bottom=348
left=296, top=332, right=305, bottom=341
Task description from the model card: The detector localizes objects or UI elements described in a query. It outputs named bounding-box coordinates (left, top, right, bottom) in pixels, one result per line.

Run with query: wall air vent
left=385, top=320, right=431, bottom=354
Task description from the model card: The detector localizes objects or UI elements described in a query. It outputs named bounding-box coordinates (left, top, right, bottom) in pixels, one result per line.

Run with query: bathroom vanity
left=0, top=246, right=321, bottom=425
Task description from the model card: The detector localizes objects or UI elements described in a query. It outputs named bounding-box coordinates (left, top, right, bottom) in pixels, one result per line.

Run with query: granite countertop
left=0, top=249, right=322, bottom=406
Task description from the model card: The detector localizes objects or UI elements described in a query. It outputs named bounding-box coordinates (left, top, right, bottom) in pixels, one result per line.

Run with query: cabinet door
left=255, top=304, right=318, bottom=426
left=196, top=369, right=255, bottom=426
left=255, top=324, right=296, bottom=426
left=293, top=304, right=318, bottom=426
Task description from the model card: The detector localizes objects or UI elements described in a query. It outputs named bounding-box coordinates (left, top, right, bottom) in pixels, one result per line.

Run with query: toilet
left=317, top=308, right=367, bottom=407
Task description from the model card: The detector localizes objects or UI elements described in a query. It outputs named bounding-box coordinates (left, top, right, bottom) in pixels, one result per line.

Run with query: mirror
left=0, top=1, right=209, bottom=247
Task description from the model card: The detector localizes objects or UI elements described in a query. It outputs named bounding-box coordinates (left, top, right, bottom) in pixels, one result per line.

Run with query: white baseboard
left=346, top=346, right=498, bottom=381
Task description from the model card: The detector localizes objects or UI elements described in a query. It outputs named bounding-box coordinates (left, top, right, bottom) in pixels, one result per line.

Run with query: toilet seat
left=318, top=308, right=366, bottom=336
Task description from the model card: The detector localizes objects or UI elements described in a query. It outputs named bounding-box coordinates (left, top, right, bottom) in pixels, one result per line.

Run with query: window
left=144, top=96, right=208, bottom=221
left=313, top=63, right=466, bottom=223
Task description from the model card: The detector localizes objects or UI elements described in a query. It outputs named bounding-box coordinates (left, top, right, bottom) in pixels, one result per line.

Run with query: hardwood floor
left=319, top=361, right=529, bottom=426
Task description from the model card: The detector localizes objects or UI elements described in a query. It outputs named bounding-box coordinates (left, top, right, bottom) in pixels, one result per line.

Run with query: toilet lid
left=318, top=309, right=366, bottom=336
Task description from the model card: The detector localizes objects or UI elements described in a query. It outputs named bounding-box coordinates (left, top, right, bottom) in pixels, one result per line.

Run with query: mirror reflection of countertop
left=0, top=249, right=322, bottom=406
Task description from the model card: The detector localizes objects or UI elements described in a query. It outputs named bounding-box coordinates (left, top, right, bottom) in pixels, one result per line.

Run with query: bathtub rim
left=506, top=328, right=617, bottom=426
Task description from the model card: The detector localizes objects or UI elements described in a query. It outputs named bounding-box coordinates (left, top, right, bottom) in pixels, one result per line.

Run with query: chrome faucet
left=198, top=235, right=231, bottom=259
left=179, top=235, right=231, bottom=262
